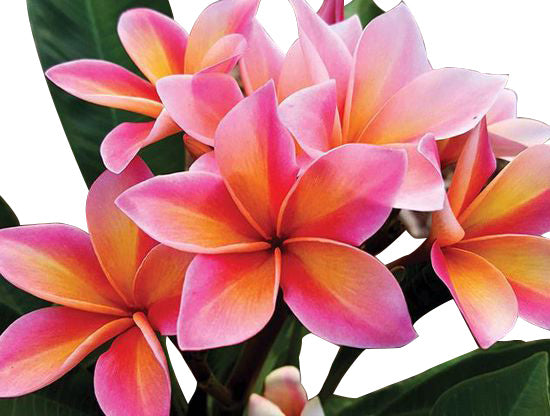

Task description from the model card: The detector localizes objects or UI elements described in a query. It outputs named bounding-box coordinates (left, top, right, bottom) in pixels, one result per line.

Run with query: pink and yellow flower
left=117, top=81, right=416, bottom=351
left=430, top=121, right=550, bottom=348
left=248, top=366, right=324, bottom=416
left=0, top=158, right=193, bottom=416
left=438, top=89, right=550, bottom=166
left=46, top=0, right=258, bottom=173
left=272, top=1, right=507, bottom=211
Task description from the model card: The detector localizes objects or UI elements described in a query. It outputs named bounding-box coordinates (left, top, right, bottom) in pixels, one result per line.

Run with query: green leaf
left=27, top=0, right=185, bottom=187
left=431, top=352, right=550, bottom=416
left=324, top=340, right=550, bottom=416
left=344, top=0, right=383, bottom=27
left=0, top=366, right=101, bottom=415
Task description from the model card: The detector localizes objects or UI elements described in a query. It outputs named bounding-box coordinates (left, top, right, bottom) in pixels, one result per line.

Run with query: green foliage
left=27, top=0, right=185, bottom=187
left=323, top=340, right=550, bottom=415
left=344, top=0, right=384, bottom=27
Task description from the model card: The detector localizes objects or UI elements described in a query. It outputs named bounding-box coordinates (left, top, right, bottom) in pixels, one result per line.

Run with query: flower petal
left=184, top=134, right=213, bottom=159
left=459, top=145, right=550, bottom=238
left=101, top=111, right=180, bottom=174
left=330, top=15, right=362, bottom=53
left=447, top=119, right=496, bottom=216
left=282, top=239, right=416, bottom=348
left=359, top=68, right=507, bottom=145
left=343, top=4, right=430, bottom=141
left=240, top=21, right=284, bottom=95
left=185, top=0, right=258, bottom=74
left=430, top=196, right=465, bottom=247
left=0, top=307, right=133, bottom=397
left=486, top=89, right=517, bottom=124
left=455, top=235, right=550, bottom=330
left=199, top=33, right=247, bottom=73
left=302, top=398, right=325, bottom=416
left=391, top=134, right=445, bottom=211
left=116, top=172, right=267, bottom=253
left=189, top=151, right=221, bottom=176
left=264, top=366, right=308, bottom=416
left=289, top=0, right=352, bottom=112
left=431, top=244, right=517, bottom=349
left=157, top=73, right=243, bottom=146
left=118, top=8, right=187, bottom=84
left=87, top=158, right=157, bottom=306
left=248, top=394, right=285, bottom=416
left=279, top=81, right=342, bottom=157
left=0, top=225, right=126, bottom=315
left=133, top=245, right=194, bottom=335
left=216, top=81, right=298, bottom=237
left=317, top=0, right=344, bottom=24
left=278, top=144, right=406, bottom=245
left=178, top=250, right=278, bottom=350
left=94, top=326, right=170, bottom=416
left=489, top=118, right=550, bottom=159
left=46, top=60, right=162, bottom=117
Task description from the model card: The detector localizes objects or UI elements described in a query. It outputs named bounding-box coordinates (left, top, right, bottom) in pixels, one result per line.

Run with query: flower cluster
left=1, top=0, right=549, bottom=415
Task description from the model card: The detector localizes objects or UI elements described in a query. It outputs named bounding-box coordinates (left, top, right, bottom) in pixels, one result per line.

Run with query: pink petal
left=317, top=0, right=344, bottom=24
left=343, top=3, right=431, bottom=141
left=282, top=239, right=416, bottom=348
left=279, top=81, right=342, bottom=157
left=459, top=145, right=550, bottom=238
left=46, top=60, right=162, bottom=117
left=289, top=0, right=353, bottom=112
left=278, top=144, right=406, bottom=246
left=133, top=245, right=194, bottom=335
left=87, top=157, right=157, bottom=306
left=486, top=89, right=517, bottom=124
left=390, top=134, right=445, bottom=211
left=94, top=326, right=170, bottom=416
left=101, top=110, right=180, bottom=174
left=216, top=81, right=298, bottom=238
left=118, top=8, right=188, bottom=84
left=431, top=244, right=518, bottom=349
left=189, top=151, right=221, bottom=176
left=358, top=68, right=507, bottom=145
left=156, top=73, right=243, bottom=146
left=185, top=0, right=259, bottom=74
left=198, top=33, right=247, bottom=74
left=489, top=118, right=550, bottom=159
left=456, top=235, right=550, bottom=330
left=302, top=398, right=325, bottom=416
left=264, top=366, right=308, bottom=416
left=178, top=250, right=278, bottom=350
left=240, top=21, right=284, bottom=95
left=447, top=119, right=496, bottom=216
left=0, top=225, right=126, bottom=315
left=0, top=307, right=133, bottom=397
left=331, top=16, right=362, bottom=53
left=248, top=394, right=285, bottom=416
left=116, top=172, right=268, bottom=254
left=430, top=196, right=465, bottom=247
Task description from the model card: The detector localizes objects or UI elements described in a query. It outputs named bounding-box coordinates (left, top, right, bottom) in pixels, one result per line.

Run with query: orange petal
left=430, top=196, right=465, bottom=247
left=87, top=158, right=157, bottom=306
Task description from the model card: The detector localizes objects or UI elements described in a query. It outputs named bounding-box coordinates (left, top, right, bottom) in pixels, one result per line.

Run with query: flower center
left=268, top=236, right=285, bottom=249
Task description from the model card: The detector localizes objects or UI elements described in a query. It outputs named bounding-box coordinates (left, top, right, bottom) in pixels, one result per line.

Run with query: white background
left=1, top=0, right=549, bottom=402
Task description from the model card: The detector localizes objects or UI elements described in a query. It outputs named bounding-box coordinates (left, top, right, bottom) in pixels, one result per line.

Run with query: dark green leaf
left=27, top=0, right=185, bottom=187
left=344, top=0, right=384, bottom=27
left=324, top=340, right=550, bottom=416
left=431, top=352, right=550, bottom=416
left=0, top=196, right=18, bottom=229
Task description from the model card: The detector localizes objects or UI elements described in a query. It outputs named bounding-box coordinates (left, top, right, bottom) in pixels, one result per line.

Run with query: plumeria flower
left=46, top=0, right=258, bottom=173
left=117, top=82, right=416, bottom=350
left=429, top=120, right=550, bottom=349
left=272, top=1, right=508, bottom=212
left=438, top=89, right=550, bottom=166
left=248, top=366, right=324, bottom=416
left=0, top=158, right=194, bottom=416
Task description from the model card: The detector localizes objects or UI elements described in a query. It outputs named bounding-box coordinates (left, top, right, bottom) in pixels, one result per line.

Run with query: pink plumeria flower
left=0, top=158, right=194, bottom=416
left=117, top=81, right=416, bottom=351
left=429, top=120, right=550, bottom=349
left=268, top=1, right=507, bottom=212
left=439, top=89, right=550, bottom=165
left=46, top=0, right=259, bottom=173
left=248, top=366, right=324, bottom=416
